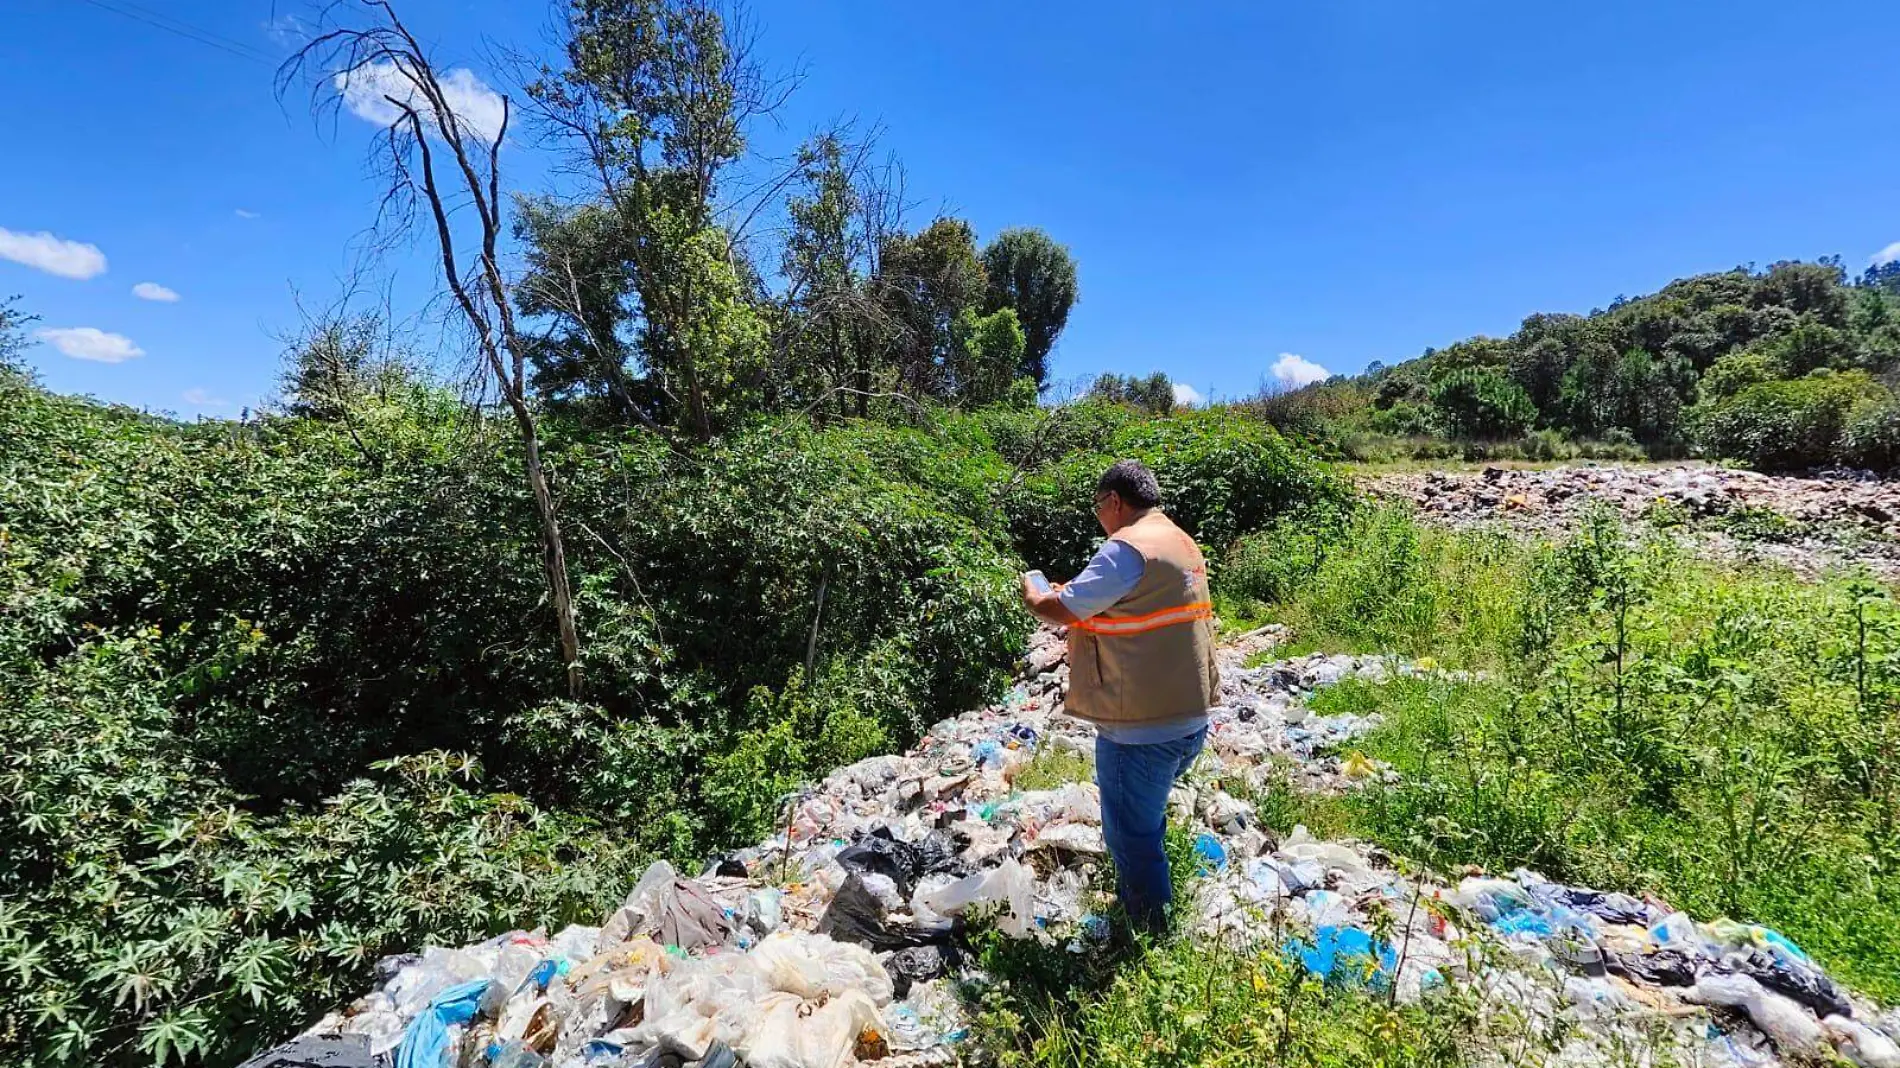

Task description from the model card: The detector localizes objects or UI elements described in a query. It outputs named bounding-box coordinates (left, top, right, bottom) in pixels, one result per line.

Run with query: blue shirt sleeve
left=1058, top=539, right=1146, bottom=621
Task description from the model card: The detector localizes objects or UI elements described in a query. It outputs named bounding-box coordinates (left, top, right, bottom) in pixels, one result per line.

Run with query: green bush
left=1365, top=399, right=1435, bottom=437
left=0, top=368, right=1350, bottom=1064
left=1006, top=408, right=1350, bottom=578
left=1689, top=370, right=1882, bottom=471
left=1427, top=367, right=1536, bottom=440
left=1520, top=428, right=1577, bottom=461
left=0, top=627, right=644, bottom=1068
left=1839, top=399, right=1900, bottom=472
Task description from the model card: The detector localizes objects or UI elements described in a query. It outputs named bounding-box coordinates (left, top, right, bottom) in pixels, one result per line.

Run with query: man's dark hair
left=1097, top=459, right=1161, bottom=508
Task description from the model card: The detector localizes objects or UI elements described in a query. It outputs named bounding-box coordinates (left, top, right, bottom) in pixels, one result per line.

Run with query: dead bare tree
left=280, top=0, right=584, bottom=696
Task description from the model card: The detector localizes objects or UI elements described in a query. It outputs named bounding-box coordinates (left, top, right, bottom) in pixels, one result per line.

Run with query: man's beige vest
left=1065, top=510, right=1220, bottom=726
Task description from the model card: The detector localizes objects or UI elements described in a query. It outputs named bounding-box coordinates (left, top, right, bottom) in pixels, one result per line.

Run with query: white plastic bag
left=1824, top=1015, right=1900, bottom=1068
left=911, top=859, right=1034, bottom=938
left=1685, top=973, right=1826, bottom=1056
left=747, top=932, right=892, bottom=1004
left=1280, top=826, right=1373, bottom=879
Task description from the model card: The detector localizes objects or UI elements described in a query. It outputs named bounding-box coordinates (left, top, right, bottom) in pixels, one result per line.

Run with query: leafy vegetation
left=0, top=320, right=1338, bottom=1064
left=1236, top=505, right=1900, bottom=1003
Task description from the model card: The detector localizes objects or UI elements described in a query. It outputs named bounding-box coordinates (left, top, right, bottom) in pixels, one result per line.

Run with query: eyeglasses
left=1093, top=492, right=1113, bottom=511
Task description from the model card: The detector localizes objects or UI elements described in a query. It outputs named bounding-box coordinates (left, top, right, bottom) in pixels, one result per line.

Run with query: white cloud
left=133, top=282, right=180, bottom=302
left=0, top=227, right=107, bottom=279
left=182, top=387, right=230, bottom=408
left=1871, top=242, right=1900, bottom=268
left=1271, top=352, right=1332, bottom=389
left=37, top=327, right=144, bottom=364
left=335, top=61, right=506, bottom=144
left=234, top=209, right=260, bottom=220
left=1172, top=381, right=1205, bottom=407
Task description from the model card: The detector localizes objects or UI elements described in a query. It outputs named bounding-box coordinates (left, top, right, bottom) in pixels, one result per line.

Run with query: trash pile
left=252, top=626, right=1900, bottom=1068
left=1371, top=463, right=1900, bottom=577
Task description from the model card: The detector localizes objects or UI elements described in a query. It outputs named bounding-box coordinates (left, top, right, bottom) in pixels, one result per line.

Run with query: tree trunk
left=511, top=400, right=584, bottom=697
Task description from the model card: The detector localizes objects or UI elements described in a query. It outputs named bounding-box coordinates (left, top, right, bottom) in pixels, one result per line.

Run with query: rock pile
left=1372, top=463, right=1900, bottom=576
left=251, top=626, right=1900, bottom=1068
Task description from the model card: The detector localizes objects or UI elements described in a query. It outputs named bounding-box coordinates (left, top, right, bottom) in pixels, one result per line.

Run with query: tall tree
left=874, top=217, right=988, bottom=398
left=525, top=0, right=785, bottom=441
left=284, top=1, right=584, bottom=695
left=1088, top=371, right=1174, bottom=414
left=980, top=227, right=1078, bottom=387
left=510, top=196, right=649, bottom=424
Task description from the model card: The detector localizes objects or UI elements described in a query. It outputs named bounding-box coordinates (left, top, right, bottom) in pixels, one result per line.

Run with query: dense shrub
left=1003, top=408, right=1350, bottom=579
left=1426, top=367, right=1537, bottom=440
left=0, top=370, right=1343, bottom=1065
left=1838, top=400, right=1900, bottom=471
left=0, top=627, right=644, bottom=1068
left=1689, top=370, right=1881, bottom=471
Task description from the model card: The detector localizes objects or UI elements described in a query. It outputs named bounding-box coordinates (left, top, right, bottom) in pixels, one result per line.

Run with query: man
left=1020, top=459, right=1220, bottom=933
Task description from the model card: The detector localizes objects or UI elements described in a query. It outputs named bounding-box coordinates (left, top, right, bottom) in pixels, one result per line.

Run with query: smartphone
left=1024, top=569, right=1054, bottom=596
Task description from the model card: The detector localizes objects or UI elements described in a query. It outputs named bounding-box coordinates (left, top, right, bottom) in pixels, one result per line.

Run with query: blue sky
left=5, top=0, right=1900, bottom=416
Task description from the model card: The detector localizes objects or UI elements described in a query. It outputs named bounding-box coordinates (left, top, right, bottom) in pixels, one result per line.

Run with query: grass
left=1223, top=504, right=1900, bottom=1004
left=1014, top=744, right=1096, bottom=792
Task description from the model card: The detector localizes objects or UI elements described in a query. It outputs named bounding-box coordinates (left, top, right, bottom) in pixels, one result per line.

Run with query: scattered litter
left=260, top=626, right=1890, bottom=1068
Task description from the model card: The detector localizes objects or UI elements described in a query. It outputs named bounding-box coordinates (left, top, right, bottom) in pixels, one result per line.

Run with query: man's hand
left=1021, top=573, right=1080, bottom=626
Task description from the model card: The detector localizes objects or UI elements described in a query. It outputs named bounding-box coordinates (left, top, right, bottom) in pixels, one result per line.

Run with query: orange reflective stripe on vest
left=1071, top=600, right=1213, bottom=636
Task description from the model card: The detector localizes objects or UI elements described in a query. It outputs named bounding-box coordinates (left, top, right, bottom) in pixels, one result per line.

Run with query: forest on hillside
left=1260, top=258, right=1900, bottom=471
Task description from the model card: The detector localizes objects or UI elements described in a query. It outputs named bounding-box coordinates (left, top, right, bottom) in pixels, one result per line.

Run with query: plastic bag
left=1730, top=948, right=1852, bottom=1019
left=1192, top=833, right=1228, bottom=873
left=1285, top=926, right=1396, bottom=986
left=1449, top=877, right=1535, bottom=923
left=748, top=932, right=893, bottom=1004
left=1604, top=948, right=1697, bottom=987
left=836, top=833, right=926, bottom=896
left=911, top=859, right=1034, bottom=938
left=1685, top=973, right=1826, bottom=1057
left=1280, top=826, right=1373, bottom=878
left=394, top=979, right=495, bottom=1068
left=387, top=948, right=491, bottom=1018
left=740, top=989, right=881, bottom=1068
left=1823, top=1015, right=1900, bottom=1068
left=236, top=1034, right=378, bottom=1068
left=885, top=945, right=949, bottom=1000
left=1029, top=822, right=1106, bottom=855
left=745, top=889, right=784, bottom=934
left=818, top=874, right=942, bottom=951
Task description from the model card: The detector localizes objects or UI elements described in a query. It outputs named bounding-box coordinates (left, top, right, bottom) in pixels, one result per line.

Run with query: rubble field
left=1370, top=463, right=1900, bottom=577
left=249, top=625, right=1900, bottom=1068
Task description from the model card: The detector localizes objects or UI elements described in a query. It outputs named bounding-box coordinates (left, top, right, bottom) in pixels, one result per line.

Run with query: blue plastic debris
left=1192, top=833, right=1228, bottom=873
left=395, top=980, right=492, bottom=1068
left=1286, top=926, right=1399, bottom=986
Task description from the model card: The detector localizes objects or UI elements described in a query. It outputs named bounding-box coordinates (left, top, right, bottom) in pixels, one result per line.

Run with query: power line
left=75, top=0, right=279, bottom=66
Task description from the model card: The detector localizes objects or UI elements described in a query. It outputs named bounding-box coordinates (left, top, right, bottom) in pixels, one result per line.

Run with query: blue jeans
left=1094, top=727, right=1207, bottom=932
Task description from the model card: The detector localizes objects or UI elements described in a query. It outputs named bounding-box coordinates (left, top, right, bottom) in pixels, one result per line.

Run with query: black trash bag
left=917, top=828, right=972, bottom=879
left=1729, top=950, right=1853, bottom=1019
left=1550, top=886, right=1649, bottom=926
left=836, top=830, right=926, bottom=896
left=237, top=1034, right=377, bottom=1068
left=819, top=874, right=946, bottom=951
left=885, top=944, right=954, bottom=999
left=1605, top=948, right=1699, bottom=987
left=710, top=855, right=749, bottom=879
